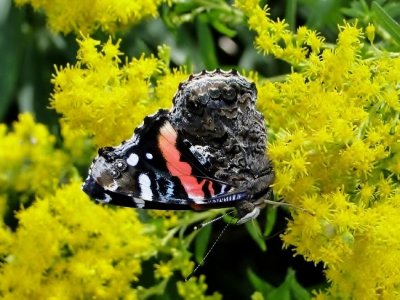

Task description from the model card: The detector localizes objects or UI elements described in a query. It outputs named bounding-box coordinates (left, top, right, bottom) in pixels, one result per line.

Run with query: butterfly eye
left=110, top=168, right=121, bottom=179
left=223, top=88, right=236, bottom=102
left=114, top=159, right=128, bottom=172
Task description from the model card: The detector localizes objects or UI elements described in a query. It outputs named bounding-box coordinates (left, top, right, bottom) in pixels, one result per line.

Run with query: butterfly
left=82, top=69, right=275, bottom=224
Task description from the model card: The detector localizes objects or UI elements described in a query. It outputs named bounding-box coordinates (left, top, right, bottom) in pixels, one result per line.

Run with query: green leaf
left=248, top=268, right=310, bottom=300
left=303, top=0, right=342, bottom=29
left=206, top=9, right=237, bottom=37
left=267, top=285, right=290, bottom=300
left=372, top=1, right=400, bottom=45
left=160, top=4, right=176, bottom=29
left=285, top=0, right=297, bottom=31
left=196, top=15, right=218, bottom=69
left=245, top=220, right=267, bottom=251
left=383, top=3, right=400, bottom=19
left=341, top=0, right=369, bottom=19
left=210, top=19, right=237, bottom=37
left=174, top=2, right=200, bottom=15
left=264, top=207, right=277, bottom=237
left=194, top=223, right=212, bottom=263
left=287, top=269, right=311, bottom=300
left=247, top=268, right=274, bottom=296
left=270, top=269, right=310, bottom=300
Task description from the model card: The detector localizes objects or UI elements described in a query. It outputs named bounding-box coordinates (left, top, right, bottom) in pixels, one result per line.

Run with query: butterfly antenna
left=193, top=210, right=235, bottom=230
left=185, top=222, right=231, bottom=281
left=193, top=215, right=225, bottom=231
left=263, top=199, right=315, bottom=216
left=265, top=228, right=286, bottom=241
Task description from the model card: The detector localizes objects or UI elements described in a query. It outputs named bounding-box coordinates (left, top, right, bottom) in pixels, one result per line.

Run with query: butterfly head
left=83, top=145, right=138, bottom=202
left=170, top=69, right=257, bottom=137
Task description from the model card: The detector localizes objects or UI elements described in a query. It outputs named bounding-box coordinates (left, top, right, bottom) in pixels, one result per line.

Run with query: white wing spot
left=138, top=173, right=153, bottom=200
left=146, top=153, right=153, bottom=159
left=127, top=153, right=139, bottom=166
left=219, top=184, right=228, bottom=195
left=96, top=194, right=112, bottom=203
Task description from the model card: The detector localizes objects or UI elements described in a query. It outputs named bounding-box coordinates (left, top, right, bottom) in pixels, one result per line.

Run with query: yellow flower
left=366, top=23, right=376, bottom=43
left=337, top=21, right=363, bottom=49
left=251, top=291, right=265, bottom=300
left=51, top=36, right=188, bottom=147
left=0, top=113, right=73, bottom=198
left=177, top=276, right=221, bottom=300
left=148, top=210, right=180, bottom=228
left=306, top=30, right=324, bottom=53
left=15, top=0, right=167, bottom=34
left=155, top=68, right=190, bottom=109
left=154, top=262, right=173, bottom=279
left=59, top=120, right=94, bottom=166
left=0, top=182, right=155, bottom=299
left=235, top=0, right=324, bottom=66
left=236, top=0, right=400, bottom=297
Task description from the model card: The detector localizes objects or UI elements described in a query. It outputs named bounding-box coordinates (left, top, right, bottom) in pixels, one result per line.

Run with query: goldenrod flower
left=154, top=262, right=173, bottom=279
left=235, top=0, right=324, bottom=66
left=0, top=182, right=155, bottom=299
left=366, top=23, right=376, bottom=43
left=177, top=276, right=221, bottom=300
left=15, top=0, right=167, bottom=34
left=59, top=120, right=94, bottom=167
left=51, top=36, right=188, bottom=147
left=0, top=113, right=72, bottom=198
left=236, top=0, right=400, bottom=297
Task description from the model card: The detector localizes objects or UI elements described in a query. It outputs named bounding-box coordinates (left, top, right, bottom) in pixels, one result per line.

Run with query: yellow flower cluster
left=236, top=0, right=400, bottom=298
left=235, top=0, right=324, bottom=66
left=0, top=113, right=72, bottom=199
left=59, top=120, right=94, bottom=167
left=0, top=182, right=155, bottom=299
left=14, top=0, right=166, bottom=34
left=177, top=276, right=221, bottom=300
left=51, top=37, right=188, bottom=147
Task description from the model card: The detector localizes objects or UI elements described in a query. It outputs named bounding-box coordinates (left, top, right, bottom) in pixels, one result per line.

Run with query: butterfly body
left=82, top=69, right=274, bottom=223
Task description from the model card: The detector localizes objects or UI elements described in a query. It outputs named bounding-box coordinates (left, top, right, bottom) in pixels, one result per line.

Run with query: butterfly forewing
left=83, top=109, right=248, bottom=210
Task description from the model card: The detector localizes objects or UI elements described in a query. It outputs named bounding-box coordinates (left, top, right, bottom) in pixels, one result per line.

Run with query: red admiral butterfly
left=82, top=69, right=274, bottom=224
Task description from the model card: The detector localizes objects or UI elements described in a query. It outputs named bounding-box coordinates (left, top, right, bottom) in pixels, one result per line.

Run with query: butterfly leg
left=235, top=189, right=274, bottom=224
left=234, top=167, right=274, bottom=224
